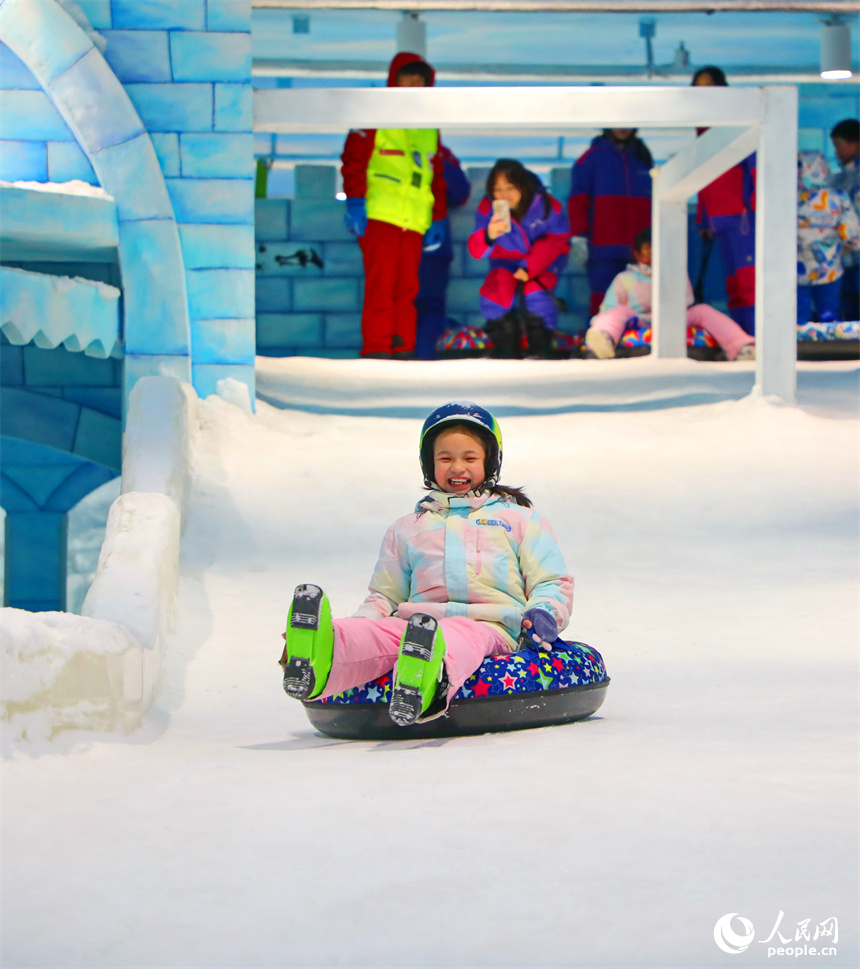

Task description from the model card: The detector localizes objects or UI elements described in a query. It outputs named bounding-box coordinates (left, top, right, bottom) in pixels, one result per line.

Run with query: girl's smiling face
left=493, top=174, right=522, bottom=212
left=433, top=428, right=486, bottom=495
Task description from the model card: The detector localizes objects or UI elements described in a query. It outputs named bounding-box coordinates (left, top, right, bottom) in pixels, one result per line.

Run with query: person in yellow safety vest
left=341, top=52, right=448, bottom=358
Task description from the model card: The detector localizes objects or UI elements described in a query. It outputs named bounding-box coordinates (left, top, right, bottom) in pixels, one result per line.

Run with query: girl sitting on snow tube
left=584, top=228, right=756, bottom=361
left=279, top=401, right=574, bottom=728
left=468, top=160, right=570, bottom=356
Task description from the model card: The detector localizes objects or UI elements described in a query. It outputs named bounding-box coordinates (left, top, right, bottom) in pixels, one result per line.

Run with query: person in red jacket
left=692, top=66, right=757, bottom=335
left=341, top=52, right=448, bottom=358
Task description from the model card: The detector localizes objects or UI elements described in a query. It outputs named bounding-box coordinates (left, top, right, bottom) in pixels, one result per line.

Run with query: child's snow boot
left=280, top=584, right=334, bottom=700
left=585, top=327, right=616, bottom=359
left=389, top=614, right=450, bottom=727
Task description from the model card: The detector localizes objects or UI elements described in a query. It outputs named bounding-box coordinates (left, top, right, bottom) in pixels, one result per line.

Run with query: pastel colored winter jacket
left=468, top=190, right=570, bottom=304
left=353, top=490, right=573, bottom=649
left=341, top=52, right=446, bottom=234
left=797, top=151, right=860, bottom=286
left=567, top=135, right=652, bottom=261
left=599, top=261, right=694, bottom=323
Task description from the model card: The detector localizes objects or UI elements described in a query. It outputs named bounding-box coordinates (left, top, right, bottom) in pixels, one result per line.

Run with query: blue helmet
left=419, top=401, right=503, bottom=489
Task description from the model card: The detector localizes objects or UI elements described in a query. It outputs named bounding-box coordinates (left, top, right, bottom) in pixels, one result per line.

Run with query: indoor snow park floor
left=4, top=356, right=858, bottom=969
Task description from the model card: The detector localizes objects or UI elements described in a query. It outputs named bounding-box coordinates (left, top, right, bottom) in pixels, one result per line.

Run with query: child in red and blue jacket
left=568, top=129, right=653, bottom=317
left=468, top=159, right=570, bottom=331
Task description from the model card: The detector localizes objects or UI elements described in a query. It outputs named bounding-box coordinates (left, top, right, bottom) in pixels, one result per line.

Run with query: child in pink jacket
left=585, top=229, right=756, bottom=361
left=279, top=401, right=573, bottom=728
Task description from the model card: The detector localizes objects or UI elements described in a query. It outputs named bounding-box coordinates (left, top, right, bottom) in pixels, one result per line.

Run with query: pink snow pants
left=589, top=303, right=754, bottom=360
left=319, top=616, right=510, bottom=705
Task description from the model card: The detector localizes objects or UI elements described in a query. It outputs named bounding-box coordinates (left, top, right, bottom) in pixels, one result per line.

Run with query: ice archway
left=0, top=0, right=192, bottom=396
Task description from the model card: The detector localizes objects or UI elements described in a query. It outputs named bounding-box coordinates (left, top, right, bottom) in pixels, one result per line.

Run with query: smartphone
left=492, top=198, right=511, bottom=233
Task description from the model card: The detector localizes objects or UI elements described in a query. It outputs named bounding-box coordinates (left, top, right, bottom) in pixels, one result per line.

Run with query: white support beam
left=656, top=125, right=760, bottom=202
left=755, top=85, right=798, bottom=403
left=256, top=82, right=799, bottom=403
left=651, top=195, right=689, bottom=359
left=254, top=85, right=763, bottom=134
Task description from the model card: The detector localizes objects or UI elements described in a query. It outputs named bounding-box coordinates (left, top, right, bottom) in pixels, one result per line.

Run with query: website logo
left=714, top=913, right=755, bottom=954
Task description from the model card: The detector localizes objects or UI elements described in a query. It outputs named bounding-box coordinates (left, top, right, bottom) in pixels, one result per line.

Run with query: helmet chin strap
left=424, top=479, right=496, bottom=494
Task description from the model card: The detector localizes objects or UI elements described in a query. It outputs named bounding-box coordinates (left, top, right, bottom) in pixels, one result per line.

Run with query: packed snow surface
left=4, top=356, right=858, bottom=968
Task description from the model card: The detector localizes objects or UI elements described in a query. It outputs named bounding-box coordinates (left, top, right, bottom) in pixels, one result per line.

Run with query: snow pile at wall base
left=1, top=376, right=196, bottom=742
left=1, top=608, right=143, bottom=741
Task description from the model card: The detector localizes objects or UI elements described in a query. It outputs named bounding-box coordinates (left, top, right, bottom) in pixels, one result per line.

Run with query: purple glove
left=344, top=197, right=367, bottom=237
left=522, top=607, right=558, bottom=649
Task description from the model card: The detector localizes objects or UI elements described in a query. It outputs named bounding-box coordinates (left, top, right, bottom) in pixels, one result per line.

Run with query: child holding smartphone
left=468, top=159, right=570, bottom=334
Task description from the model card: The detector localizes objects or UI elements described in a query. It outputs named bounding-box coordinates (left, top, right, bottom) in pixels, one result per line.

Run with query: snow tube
left=436, top=324, right=582, bottom=360
left=615, top=323, right=722, bottom=361
left=303, top=640, right=609, bottom=740
left=797, top=321, right=860, bottom=361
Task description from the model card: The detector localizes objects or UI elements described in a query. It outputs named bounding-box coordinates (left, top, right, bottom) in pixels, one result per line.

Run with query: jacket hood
left=416, top=489, right=496, bottom=514
left=387, top=51, right=435, bottom=87
left=798, top=150, right=831, bottom=193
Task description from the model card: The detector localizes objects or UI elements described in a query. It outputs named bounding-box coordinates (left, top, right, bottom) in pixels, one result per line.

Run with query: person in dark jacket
left=414, top=145, right=471, bottom=360
left=568, top=129, right=653, bottom=317
left=692, top=66, right=757, bottom=335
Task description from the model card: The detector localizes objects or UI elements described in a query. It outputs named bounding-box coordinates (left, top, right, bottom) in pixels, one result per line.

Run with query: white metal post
left=651, top=122, right=761, bottom=361
left=651, top=188, right=689, bottom=358
left=755, top=85, right=798, bottom=402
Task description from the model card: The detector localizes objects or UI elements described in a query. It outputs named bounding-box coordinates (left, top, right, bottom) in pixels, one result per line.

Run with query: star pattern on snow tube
left=316, top=640, right=608, bottom=706
left=618, top=323, right=718, bottom=349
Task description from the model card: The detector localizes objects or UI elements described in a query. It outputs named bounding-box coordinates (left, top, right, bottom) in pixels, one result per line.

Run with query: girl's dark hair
left=831, top=118, right=859, bottom=143
left=692, top=65, right=728, bottom=86
left=489, top=485, right=532, bottom=507
left=601, top=129, right=653, bottom=168
left=486, top=158, right=549, bottom=222
left=634, top=227, right=651, bottom=252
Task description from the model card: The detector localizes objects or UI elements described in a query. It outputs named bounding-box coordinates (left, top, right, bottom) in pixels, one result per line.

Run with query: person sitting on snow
left=279, top=401, right=573, bottom=728
left=584, top=229, right=756, bottom=361
left=797, top=149, right=860, bottom=327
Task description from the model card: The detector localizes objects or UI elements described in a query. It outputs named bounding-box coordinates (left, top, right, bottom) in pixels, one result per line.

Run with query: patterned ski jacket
left=468, top=191, right=570, bottom=304
left=598, top=261, right=694, bottom=323
left=353, top=490, right=574, bottom=649
left=797, top=151, right=860, bottom=286
left=567, top=134, right=652, bottom=262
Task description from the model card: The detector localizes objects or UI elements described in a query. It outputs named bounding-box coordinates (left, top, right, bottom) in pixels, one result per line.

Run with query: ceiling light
left=820, top=19, right=852, bottom=80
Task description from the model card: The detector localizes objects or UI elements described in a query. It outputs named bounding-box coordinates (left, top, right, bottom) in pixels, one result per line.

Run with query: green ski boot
left=389, top=614, right=449, bottom=727
left=280, top=584, right=334, bottom=700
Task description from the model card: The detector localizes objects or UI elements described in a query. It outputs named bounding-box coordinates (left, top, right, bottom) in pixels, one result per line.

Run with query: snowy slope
left=3, top=357, right=858, bottom=969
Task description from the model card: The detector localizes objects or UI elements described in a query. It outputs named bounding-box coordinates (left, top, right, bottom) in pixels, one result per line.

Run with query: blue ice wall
left=98, top=0, right=255, bottom=399
left=0, top=42, right=98, bottom=184
left=254, top=164, right=591, bottom=355
left=0, top=1, right=256, bottom=401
